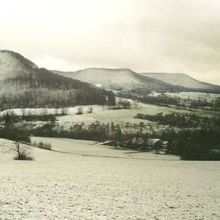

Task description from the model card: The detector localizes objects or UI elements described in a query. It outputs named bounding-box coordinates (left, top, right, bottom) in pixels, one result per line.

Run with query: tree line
left=135, top=112, right=216, bottom=128
left=117, top=92, right=220, bottom=111
left=1, top=109, right=220, bottom=161
left=0, top=67, right=115, bottom=109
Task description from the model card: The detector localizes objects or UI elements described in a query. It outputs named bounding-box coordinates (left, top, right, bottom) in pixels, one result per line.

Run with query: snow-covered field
left=0, top=137, right=219, bottom=220
left=0, top=103, right=178, bottom=128
left=0, top=101, right=217, bottom=132
left=163, top=92, right=220, bottom=101
left=56, top=104, right=171, bottom=127
left=55, top=103, right=217, bottom=128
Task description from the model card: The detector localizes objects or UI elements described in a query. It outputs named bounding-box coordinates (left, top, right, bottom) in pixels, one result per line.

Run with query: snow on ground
left=0, top=102, right=215, bottom=131
left=0, top=103, right=175, bottom=127
left=67, top=68, right=140, bottom=86
left=152, top=92, right=220, bottom=101
left=56, top=103, right=181, bottom=128
left=0, top=137, right=219, bottom=220
left=170, top=92, right=220, bottom=101
left=56, top=103, right=216, bottom=129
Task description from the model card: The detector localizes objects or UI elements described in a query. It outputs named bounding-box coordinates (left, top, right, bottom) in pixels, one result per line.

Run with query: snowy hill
left=141, top=73, right=220, bottom=93
left=56, top=68, right=220, bottom=94
left=0, top=50, right=37, bottom=81
left=59, top=68, right=140, bottom=85
left=55, top=68, right=184, bottom=93
left=0, top=51, right=115, bottom=108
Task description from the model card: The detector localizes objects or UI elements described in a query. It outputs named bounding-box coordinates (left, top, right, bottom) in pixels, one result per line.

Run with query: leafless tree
left=13, top=140, right=33, bottom=160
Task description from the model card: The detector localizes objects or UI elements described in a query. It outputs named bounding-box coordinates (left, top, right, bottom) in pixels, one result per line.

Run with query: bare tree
left=21, top=108, right=26, bottom=116
left=61, top=107, right=68, bottom=115
left=3, top=128, right=33, bottom=160
left=13, top=140, right=32, bottom=160
left=87, top=106, right=93, bottom=113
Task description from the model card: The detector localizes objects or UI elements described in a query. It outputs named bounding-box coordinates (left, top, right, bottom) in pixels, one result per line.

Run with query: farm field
left=0, top=137, right=219, bottom=220
left=56, top=103, right=219, bottom=128
left=1, top=99, right=217, bottom=130
left=164, top=92, right=220, bottom=101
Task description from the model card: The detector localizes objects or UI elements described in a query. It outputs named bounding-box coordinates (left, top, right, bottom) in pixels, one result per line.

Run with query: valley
left=0, top=50, right=220, bottom=219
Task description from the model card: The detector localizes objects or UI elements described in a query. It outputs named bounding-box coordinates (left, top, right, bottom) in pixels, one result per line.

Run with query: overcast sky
left=1, top=0, right=220, bottom=85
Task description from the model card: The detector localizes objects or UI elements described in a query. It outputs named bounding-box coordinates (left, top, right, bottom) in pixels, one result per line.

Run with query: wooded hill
left=0, top=50, right=115, bottom=108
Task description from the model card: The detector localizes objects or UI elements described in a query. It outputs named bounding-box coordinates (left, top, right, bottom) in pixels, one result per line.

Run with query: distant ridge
left=141, top=72, right=220, bottom=92
left=55, top=68, right=220, bottom=93
left=54, top=68, right=187, bottom=93
left=1, top=49, right=219, bottom=110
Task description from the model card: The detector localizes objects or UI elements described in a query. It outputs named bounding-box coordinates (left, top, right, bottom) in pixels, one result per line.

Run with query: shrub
left=87, top=107, right=93, bottom=113
left=117, top=100, right=131, bottom=109
left=33, top=141, right=52, bottom=150
left=14, top=152, right=33, bottom=160
left=76, top=107, right=83, bottom=115
left=60, top=108, right=68, bottom=115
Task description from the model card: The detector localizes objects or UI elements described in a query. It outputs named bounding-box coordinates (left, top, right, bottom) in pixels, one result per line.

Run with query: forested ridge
left=0, top=51, right=115, bottom=108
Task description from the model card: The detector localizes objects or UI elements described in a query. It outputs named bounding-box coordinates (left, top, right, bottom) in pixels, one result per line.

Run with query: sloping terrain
left=55, top=68, right=185, bottom=93
left=0, top=50, right=38, bottom=81
left=56, top=68, right=220, bottom=93
left=142, top=72, right=220, bottom=93
left=0, top=51, right=115, bottom=108
left=0, top=137, right=219, bottom=219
